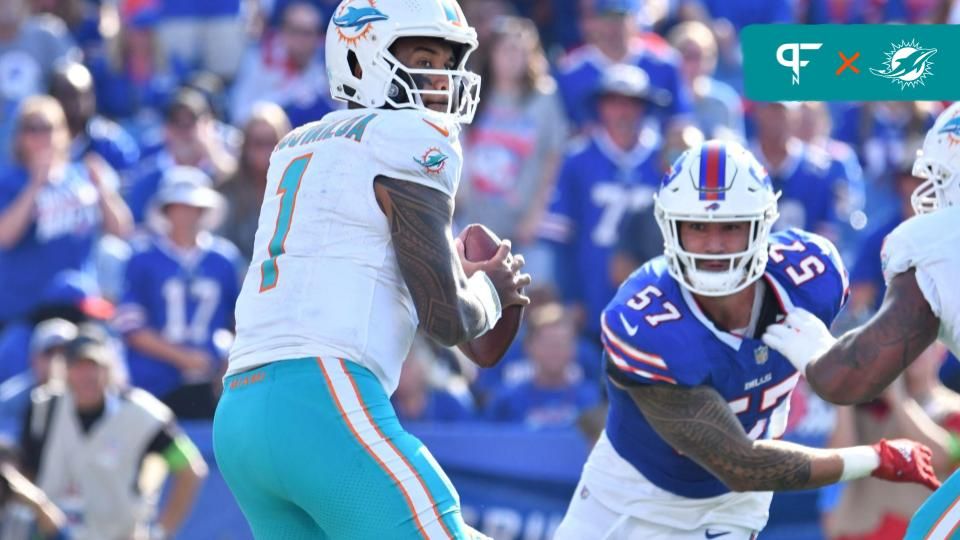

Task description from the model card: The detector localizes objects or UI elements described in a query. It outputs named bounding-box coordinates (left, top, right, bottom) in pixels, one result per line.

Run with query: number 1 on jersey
left=260, top=154, right=312, bottom=292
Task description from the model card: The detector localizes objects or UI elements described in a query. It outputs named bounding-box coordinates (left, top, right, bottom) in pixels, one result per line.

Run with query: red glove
left=871, top=438, right=941, bottom=491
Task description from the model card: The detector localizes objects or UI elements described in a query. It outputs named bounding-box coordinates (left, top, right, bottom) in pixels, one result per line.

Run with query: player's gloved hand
left=761, top=308, right=837, bottom=373
left=871, top=438, right=941, bottom=491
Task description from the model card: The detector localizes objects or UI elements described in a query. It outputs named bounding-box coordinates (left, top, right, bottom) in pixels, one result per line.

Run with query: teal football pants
left=906, top=468, right=960, bottom=539
left=213, top=357, right=470, bottom=539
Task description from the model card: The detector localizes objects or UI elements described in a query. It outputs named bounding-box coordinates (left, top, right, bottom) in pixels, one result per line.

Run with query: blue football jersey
left=554, top=43, right=692, bottom=131
left=114, top=233, right=241, bottom=398
left=601, top=228, right=849, bottom=498
left=541, top=131, right=663, bottom=338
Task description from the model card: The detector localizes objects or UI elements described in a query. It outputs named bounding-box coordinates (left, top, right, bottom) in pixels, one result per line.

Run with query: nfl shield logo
left=754, top=346, right=769, bottom=365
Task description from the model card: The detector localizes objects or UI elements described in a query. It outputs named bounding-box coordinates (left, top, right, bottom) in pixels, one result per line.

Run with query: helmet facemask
left=656, top=204, right=779, bottom=297
left=911, top=154, right=960, bottom=215
left=377, top=44, right=481, bottom=122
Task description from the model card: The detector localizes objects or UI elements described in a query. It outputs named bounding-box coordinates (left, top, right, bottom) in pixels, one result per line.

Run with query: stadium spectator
left=115, top=166, right=241, bottom=419
left=800, top=0, right=910, bottom=24
left=0, top=440, right=69, bottom=540
left=690, top=0, right=793, bottom=29
left=218, top=102, right=291, bottom=262
left=846, top=160, right=923, bottom=323
left=85, top=3, right=185, bottom=135
left=459, top=16, right=567, bottom=284
left=486, top=303, right=600, bottom=428
left=0, top=0, right=78, bottom=169
left=50, top=61, right=141, bottom=178
left=28, top=0, right=103, bottom=56
left=541, top=64, right=663, bottom=340
left=794, top=101, right=866, bottom=256
left=667, top=20, right=744, bottom=140
left=610, top=123, right=705, bottom=285
left=392, top=337, right=476, bottom=423
left=260, top=0, right=339, bottom=29
left=750, top=101, right=847, bottom=240
left=0, top=270, right=114, bottom=386
left=0, top=96, right=132, bottom=326
left=554, top=0, right=691, bottom=131
left=0, top=318, right=75, bottom=441
left=125, top=88, right=238, bottom=222
left=153, top=0, right=246, bottom=80
left=230, top=2, right=336, bottom=126
left=20, top=327, right=208, bottom=540
left=823, top=345, right=956, bottom=540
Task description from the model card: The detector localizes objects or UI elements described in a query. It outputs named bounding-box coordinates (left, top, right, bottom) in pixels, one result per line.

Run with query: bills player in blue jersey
left=541, top=64, right=663, bottom=340
left=114, top=166, right=241, bottom=418
left=762, top=102, right=960, bottom=540
left=555, top=141, right=939, bottom=540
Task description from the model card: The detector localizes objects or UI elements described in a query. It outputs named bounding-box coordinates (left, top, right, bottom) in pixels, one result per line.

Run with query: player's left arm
left=621, top=380, right=939, bottom=492
left=767, top=269, right=939, bottom=405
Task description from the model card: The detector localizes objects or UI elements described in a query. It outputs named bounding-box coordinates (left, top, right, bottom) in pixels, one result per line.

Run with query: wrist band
left=467, top=271, right=502, bottom=336
left=838, top=446, right=881, bottom=481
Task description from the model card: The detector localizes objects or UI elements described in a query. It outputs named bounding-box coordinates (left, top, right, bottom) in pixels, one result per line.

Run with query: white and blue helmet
left=325, top=0, right=480, bottom=123
left=912, top=101, right=960, bottom=214
left=655, top=140, right=781, bottom=296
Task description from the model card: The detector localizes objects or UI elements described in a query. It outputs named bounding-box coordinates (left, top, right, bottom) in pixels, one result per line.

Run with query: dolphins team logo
left=332, top=0, right=389, bottom=46
left=414, top=147, right=448, bottom=174
left=870, top=39, right=937, bottom=90
left=938, top=112, right=960, bottom=148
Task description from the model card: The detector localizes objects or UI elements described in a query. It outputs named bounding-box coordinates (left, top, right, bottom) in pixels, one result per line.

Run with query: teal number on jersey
left=260, top=154, right=312, bottom=292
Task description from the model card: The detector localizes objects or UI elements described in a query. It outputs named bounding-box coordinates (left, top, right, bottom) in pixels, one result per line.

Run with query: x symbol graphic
left=836, top=51, right=860, bottom=75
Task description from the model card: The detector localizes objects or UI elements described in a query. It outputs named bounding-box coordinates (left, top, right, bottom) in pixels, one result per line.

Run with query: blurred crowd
left=1, top=0, right=960, bottom=537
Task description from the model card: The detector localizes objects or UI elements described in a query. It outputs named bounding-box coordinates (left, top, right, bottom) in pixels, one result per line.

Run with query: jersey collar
left=678, top=275, right=797, bottom=351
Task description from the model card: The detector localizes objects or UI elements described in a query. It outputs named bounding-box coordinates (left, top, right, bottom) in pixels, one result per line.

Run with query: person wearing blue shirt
left=553, top=0, right=691, bottom=132
left=0, top=96, right=131, bottom=326
left=0, top=270, right=114, bottom=386
left=486, top=302, right=600, bottom=429
left=50, top=62, right=141, bottom=179
left=392, top=338, right=476, bottom=424
left=750, top=101, right=848, bottom=243
left=115, top=166, right=241, bottom=418
left=541, top=64, right=663, bottom=340
left=0, top=318, right=76, bottom=440
left=554, top=141, right=938, bottom=540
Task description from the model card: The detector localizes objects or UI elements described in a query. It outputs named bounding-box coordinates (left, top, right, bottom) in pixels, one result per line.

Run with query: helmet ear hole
left=347, top=50, right=362, bottom=79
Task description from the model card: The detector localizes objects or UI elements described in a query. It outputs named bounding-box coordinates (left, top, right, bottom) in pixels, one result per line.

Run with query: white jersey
left=881, top=206, right=960, bottom=356
left=227, top=109, right=462, bottom=393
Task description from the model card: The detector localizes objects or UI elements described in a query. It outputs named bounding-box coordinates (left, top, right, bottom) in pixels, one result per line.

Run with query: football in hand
left=457, top=224, right=524, bottom=368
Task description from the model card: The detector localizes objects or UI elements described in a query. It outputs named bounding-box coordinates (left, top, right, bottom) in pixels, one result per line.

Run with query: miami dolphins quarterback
left=212, top=1, right=530, bottom=538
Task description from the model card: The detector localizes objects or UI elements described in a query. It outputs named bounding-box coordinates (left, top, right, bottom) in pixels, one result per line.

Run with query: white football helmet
left=912, top=101, right=960, bottom=214
left=325, top=0, right=480, bottom=123
left=655, top=141, right=781, bottom=297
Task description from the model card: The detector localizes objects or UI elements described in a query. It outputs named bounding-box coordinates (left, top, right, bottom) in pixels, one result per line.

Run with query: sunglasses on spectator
left=19, top=122, right=54, bottom=134
left=284, top=24, right=318, bottom=36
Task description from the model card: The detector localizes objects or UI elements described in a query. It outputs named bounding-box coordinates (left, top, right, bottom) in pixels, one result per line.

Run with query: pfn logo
left=776, top=43, right=823, bottom=85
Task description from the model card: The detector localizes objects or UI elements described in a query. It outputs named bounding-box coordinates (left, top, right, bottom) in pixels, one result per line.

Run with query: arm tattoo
left=808, top=269, right=939, bottom=403
left=374, top=176, right=483, bottom=346
left=626, top=383, right=824, bottom=492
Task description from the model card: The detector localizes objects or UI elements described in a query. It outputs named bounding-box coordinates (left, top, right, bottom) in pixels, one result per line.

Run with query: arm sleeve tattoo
left=807, top=269, right=940, bottom=404
left=625, top=382, right=843, bottom=492
left=373, top=175, right=486, bottom=346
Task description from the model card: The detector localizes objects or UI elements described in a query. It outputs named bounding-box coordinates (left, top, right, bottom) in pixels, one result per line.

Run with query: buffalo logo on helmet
left=332, top=1, right=388, bottom=46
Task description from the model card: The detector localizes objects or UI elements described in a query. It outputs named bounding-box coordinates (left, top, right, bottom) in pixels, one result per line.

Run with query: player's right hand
left=471, top=240, right=531, bottom=309
left=871, top=438, right=941, bottom=491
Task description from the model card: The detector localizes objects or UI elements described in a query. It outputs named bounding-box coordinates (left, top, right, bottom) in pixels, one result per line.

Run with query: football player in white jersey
left=763, top=101, right=960, bottom=539
left=211, top=1, right=530, bottom=538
